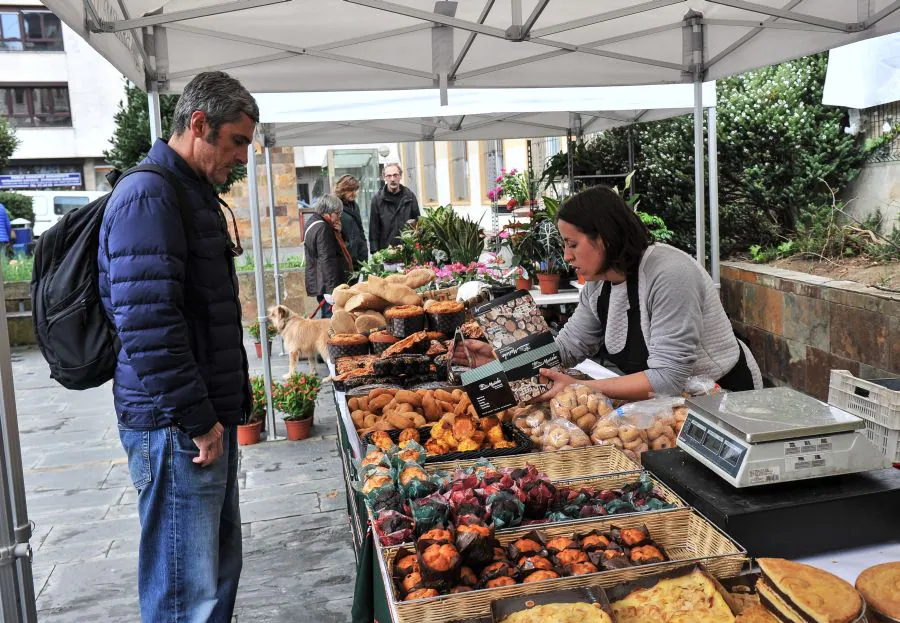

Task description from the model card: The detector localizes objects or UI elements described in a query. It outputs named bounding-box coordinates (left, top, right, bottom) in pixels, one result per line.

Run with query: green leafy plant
left=488, top=168, right=537, bottom=209
left=539, top=54, right=868, bottom=257
left=247, top=321, right=277, bottom=342
left=0, top=192, right=33, bottom=224
left=247, top=376, right=269, bottom=424
left=0, top=117, right=20, bottom=169
left=417, top=205, right=485, bottom=265
left=274, top=372, right=321, bottom=420
left=0, top=256, right=33, bottom=282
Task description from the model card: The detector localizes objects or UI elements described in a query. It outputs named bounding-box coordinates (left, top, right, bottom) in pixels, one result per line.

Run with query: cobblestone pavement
left=10, top=338, right=354, bottom=622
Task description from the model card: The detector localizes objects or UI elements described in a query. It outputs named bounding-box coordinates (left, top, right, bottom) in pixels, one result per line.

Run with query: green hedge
left=0, top=192, right=35, bottom=224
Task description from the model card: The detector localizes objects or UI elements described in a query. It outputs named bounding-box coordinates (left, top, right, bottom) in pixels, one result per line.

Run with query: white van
left=21, top=190, right=106, bottom=237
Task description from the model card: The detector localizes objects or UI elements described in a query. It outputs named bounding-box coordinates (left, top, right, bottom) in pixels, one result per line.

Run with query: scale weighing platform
left=675, top=387, right=890, bottom=488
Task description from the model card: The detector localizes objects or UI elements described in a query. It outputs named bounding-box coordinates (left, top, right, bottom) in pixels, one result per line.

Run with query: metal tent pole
left=0, top=279, right=36, bottom=623
left=247, top=143, right=278, bottom=440
left=147, top=85, right=162, bottom=143
left=708, top=105, right=721, bottom=286
left=264, top=143, right=285, bottom=356
left=690, top=14, right=706, bottom=268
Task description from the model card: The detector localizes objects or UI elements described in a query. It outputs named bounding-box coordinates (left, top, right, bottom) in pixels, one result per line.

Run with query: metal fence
left=863, top=101, right=900, bottom=163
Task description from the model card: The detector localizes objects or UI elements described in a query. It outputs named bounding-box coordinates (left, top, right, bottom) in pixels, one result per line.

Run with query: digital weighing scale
left=676, top=387, right=890, bottom=488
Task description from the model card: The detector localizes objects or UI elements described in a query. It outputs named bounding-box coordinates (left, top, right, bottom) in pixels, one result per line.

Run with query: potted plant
left=488, top=168, right=537, bottom=213
left=247, top=321, right=277, bottom=359
left=531, top=220, right=567, bottom=294
left=238, top=376, right=268, bottom=445
left=274, top=372, right=321, bottom=441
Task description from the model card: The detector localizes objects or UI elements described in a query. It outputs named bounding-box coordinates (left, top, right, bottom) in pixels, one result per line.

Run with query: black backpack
left=31, top=165, right=189, bottom=390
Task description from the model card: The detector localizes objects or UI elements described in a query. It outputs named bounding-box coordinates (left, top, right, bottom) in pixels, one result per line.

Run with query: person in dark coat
left=369, top=162, right=420, bottom=253
left=97, top=71, right=257, bottom=622
left=333, top=174, right=368, bottom=269
left=305, top=193, right=353, bottom=318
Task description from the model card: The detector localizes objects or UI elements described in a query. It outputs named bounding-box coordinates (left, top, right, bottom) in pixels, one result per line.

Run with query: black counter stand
left=642, top=447, right=900, bottom=559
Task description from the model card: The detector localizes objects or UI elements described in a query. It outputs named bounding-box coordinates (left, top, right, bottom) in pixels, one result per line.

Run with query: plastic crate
left=828, top=370, right=900, bottom=430
left=828, top=370, right=900, bottom=464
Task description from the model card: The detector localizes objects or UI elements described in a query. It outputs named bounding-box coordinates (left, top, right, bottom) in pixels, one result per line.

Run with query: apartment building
left=0, top=1, right=124, bottom=191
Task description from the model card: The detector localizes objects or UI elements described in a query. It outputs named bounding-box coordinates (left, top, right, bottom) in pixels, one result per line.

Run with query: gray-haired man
left=369, top=162, right=420, bottom=253
left=98, top=71, right=257, bottom=622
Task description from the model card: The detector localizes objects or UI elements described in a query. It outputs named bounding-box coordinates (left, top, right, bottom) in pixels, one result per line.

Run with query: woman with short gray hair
left=305, top=194, right=353, bottom=317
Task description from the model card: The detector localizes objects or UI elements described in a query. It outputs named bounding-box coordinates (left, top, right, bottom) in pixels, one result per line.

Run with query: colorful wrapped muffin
left=327, top=333, right=370, bottom=360
left=425, top=301, right=466, bottom=336
left=385, top=305, right=426, bottom=339
left=369, top=330, right=399, bottom=354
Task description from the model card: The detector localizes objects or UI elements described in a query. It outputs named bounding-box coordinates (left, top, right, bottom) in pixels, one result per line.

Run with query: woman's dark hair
left=557, top=185, right=650, bottom=274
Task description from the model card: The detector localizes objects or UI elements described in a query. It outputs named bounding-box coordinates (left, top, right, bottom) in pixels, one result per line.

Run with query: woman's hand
left=532, top=368, right=579, bottom=402
left=452, top=339, right=496, bottom=368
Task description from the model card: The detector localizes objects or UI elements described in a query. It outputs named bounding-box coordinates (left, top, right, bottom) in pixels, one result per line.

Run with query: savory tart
left=611, top=568, right=735, bottom=623
left=501, top=603, right=613, bottom=623
left=758, top=558, right=863, bottom=623
left=855, top=562, right=900, bottom=620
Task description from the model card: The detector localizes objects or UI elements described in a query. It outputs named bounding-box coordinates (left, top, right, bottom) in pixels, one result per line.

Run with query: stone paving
left=10, top=338, right=354, bottom=622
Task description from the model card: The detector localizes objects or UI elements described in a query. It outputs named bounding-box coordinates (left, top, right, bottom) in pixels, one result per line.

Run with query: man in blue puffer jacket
left=98, top=71, right=257, bottom=622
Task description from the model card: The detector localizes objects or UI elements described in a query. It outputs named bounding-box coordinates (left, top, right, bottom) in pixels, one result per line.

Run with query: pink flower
left=510, top=168, right=518, bottom=175
left=500, top=168, right=507, bottom=174
left=499, top=230, right=510, bottom=239
left=495, top=176, right=503, bottom=183
left=487, top=190, right=496, bottom=201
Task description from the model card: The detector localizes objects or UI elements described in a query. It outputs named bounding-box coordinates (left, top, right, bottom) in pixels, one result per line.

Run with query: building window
left=400, top=142, right=419, bottom=197
left=0, top=85, right=71, bottom=127
left=0, top=8, right=63, bottom=51
left=449, top=141, right=469, bottom=203
left=480, top=140, right=504, bottom=201
left=421, top=142, right=438, bottom=205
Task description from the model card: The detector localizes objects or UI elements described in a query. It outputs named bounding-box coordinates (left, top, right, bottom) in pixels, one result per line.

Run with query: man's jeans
left=119, top=425, right=242, bottom=622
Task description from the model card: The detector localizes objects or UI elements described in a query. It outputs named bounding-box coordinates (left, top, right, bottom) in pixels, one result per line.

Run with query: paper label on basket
left=747, top=466, right=780, bottom=485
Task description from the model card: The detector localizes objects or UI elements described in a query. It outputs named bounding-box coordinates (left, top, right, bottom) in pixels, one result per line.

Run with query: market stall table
left=331, top=357, right=900, bottom=623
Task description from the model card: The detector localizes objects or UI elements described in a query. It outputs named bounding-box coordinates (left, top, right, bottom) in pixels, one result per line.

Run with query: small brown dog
left=266, top=305, right=330, bottom=378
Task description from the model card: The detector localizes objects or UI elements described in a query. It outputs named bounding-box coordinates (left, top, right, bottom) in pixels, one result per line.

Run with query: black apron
left=596, top=272, right=755, bottom=392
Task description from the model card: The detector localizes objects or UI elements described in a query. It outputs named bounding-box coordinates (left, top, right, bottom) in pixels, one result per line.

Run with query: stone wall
left=721, top=262, right=900, bottom=400
left=237, top=268, right=318, bottom=324
left=4, top=281, right=34, bottom=346
left=222, top=146, right=303, bottom=253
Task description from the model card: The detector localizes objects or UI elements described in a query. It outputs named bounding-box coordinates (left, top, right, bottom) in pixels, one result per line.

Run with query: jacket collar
left=146, top=139, right=217, bottom=200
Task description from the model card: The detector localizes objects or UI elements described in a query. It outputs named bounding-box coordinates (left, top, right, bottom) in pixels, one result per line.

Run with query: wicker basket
left=426, top=445, right=641, bottom=479
left=378, top=507, right=748, bottom=623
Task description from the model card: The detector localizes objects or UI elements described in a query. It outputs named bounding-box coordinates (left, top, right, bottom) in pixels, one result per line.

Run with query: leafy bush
left=540, top=54, right=867, bottom=258
left=0, top=192, right=34, bottom=224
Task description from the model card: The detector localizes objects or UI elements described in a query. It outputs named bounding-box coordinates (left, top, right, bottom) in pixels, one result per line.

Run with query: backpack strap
left=114, top=164, right=192, bottom=233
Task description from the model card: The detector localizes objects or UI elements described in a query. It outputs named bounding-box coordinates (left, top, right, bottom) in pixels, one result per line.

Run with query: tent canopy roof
left=823, top=32, right=900, bottom=109
left=46, top=1, right=900, bottom=95
left=258, top=82, right=717, bottom=146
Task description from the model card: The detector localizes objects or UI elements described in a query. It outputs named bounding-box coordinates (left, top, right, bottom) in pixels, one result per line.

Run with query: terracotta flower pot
left=237, top=421, right=262, bottom=446
left=537, top=273, right=560, bottom=294
left=515, top=277, right=532, bottom=291
left=254, top=341, right=272, bottom=359
left=285, top=417, right=313, bottom=441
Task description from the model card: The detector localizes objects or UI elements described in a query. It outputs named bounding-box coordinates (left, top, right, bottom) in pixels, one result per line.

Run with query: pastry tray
left=363, top=422, right=533, bottom=464
left=377, top=507, right=748, bottom=623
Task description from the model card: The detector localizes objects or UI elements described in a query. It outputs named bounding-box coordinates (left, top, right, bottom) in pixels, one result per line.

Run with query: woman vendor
left=460, top=185, right=761, bottom=401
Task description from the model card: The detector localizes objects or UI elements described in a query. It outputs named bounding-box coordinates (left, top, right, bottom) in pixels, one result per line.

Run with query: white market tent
left=823, top=31, right=900, bottom=109
left=2, top=2, right=900, bottom=620
left=258, top=83, right=717, bottom=145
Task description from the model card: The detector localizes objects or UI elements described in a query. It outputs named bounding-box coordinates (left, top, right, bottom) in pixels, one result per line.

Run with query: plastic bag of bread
left=540, top=417, right=592, bottom=451
left=509, top=404, right=553, bottom=447
left=590, top=397, right=685, bottom=464
left=549, top=384, right=614, bottom=434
